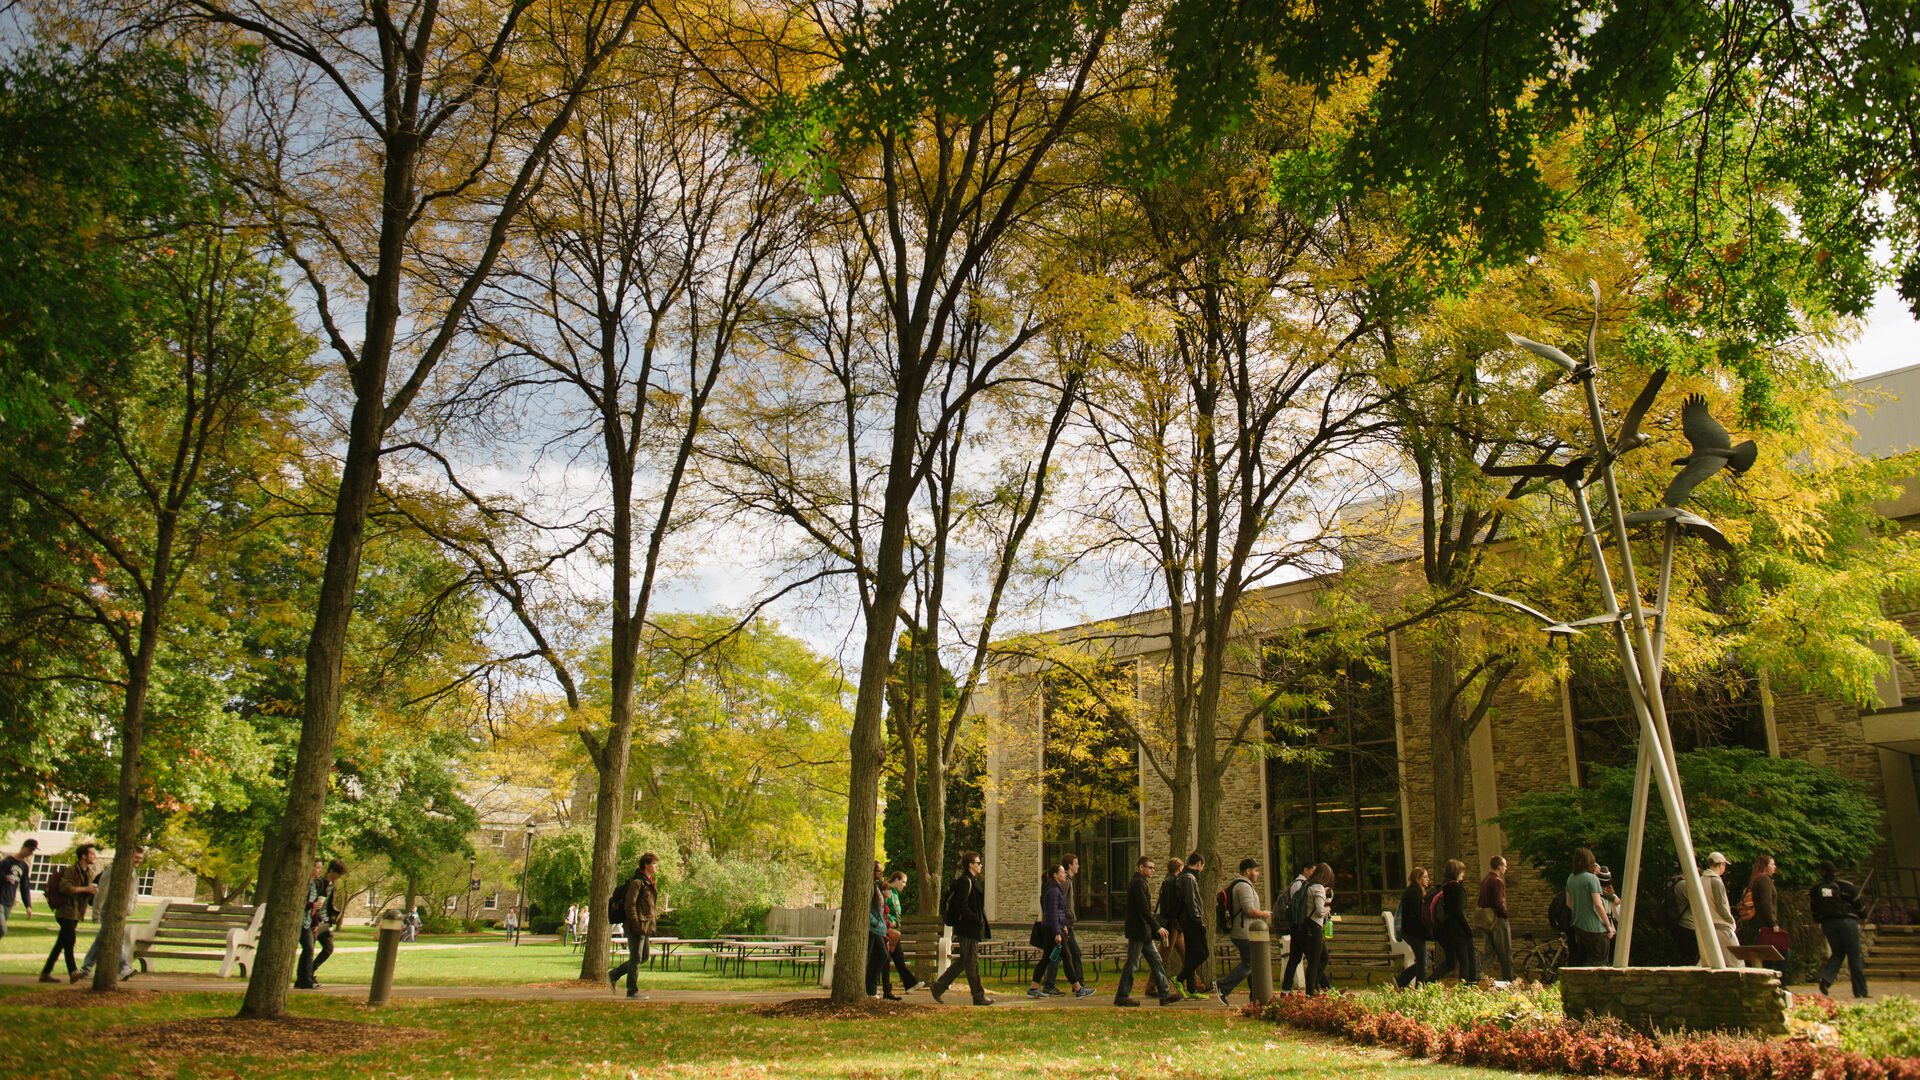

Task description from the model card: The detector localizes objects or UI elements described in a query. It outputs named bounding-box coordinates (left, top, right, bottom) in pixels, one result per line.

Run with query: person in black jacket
left=1115, top=854, right=1177, bottom=1006
left=1156, top=857, right=1185, bottom=991
left=1395, top=867, right=1432, bottom=988
left=1174, top=852, right=1209, bottom=995
left=930, top=852, right=994, bottom=1006
left=1812, top=860, right=1868, bottom=998
left=1428, top=859, right=1478, bottom=983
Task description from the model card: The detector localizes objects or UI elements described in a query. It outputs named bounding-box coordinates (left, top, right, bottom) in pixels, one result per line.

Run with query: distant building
left=0, top=797, right=196, bottom=909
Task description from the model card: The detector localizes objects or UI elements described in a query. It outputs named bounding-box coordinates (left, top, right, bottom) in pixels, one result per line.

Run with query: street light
left=517, top=822, right=537, bottom=945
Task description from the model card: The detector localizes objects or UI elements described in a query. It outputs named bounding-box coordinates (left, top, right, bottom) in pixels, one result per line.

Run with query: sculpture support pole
left=1576, top=373, right=1726, bottom=969
left=1617, top=520, right=1679, bottom=966
left=1568, top=482, right=1664, bottom=968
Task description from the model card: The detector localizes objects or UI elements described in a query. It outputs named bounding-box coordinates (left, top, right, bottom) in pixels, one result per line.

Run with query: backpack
left=942, top=877, right=969, bottom=927
left=42, top=867, right=67, bottom=909
left=606, top=879, right=627, bottom=924
left=1216, top=877, right=1247, bottom=934
left=1424, top=887, right=1448, bottom=932
left=1158, top=877, right=1186, bottom=924
left=1547, top=890, right=1573, bottom=933
left=1735, top=886, right=1756, bottom=922
left=1288, top=880, right=1312, bottom=927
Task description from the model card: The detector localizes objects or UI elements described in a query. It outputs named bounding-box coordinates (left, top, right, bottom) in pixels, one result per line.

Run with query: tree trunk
left=237, top=372, right=387, bottom=1018
left=1429, top=642, right=1464, bottom=871
left=91, top=586, right=166, bottom=991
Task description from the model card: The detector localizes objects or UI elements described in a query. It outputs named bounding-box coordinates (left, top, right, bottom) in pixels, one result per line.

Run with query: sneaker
left=1027, top=987, right=1045, bottom=999
left=1160, top=994, right=1179, bottom=1006
left=609, top=971, right=620, bottom=993
left=72, top=970, right=90, bottom=983
left=1218, top=990, right=1232, bottom=1006
left=1115, top=996, right=1140, bottom=1007
left=973, top=998, right=995, bottom=1006
left=1819, top=981, right=1833, bottom=996
left=626, top=991, right=647, bottom=1000
left=1073, top=986, right=1096, bottom=998
left=1043, top=988, right=1067, bottom=997
left=930, top=984, right=946, bottom=1004
left=37, top=974, right=58, bottom=984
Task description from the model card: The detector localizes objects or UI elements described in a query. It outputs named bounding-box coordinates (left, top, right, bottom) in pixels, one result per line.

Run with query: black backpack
left=1547, top=890, right=1573, bottom=933
left=1288, top=880, right=1312, bottom=927
left=943, top=877, right=968, bottom=927
left=607, top=879, right=627, bottom=923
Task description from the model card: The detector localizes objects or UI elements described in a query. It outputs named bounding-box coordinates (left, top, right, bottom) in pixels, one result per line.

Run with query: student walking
left=296, top=859, right=346, bottom=989
left=78, top=847, right=144, bottom=982
left=1175, top=853, right=1210, bottom=996
left=1156, top=857, right=1186, bottom=987
left=1396, top=867, right=1432, bottom=988
left=1217, top=858, right=1271, bottom=1005
left=39, top=844, right=98, bottom=983
left=0, top=838, right=36, bottom=940
left=866, top=862, right=892, bottom=999
left=882, top=871, right=921, bottom=995
left=1296, top=862, right=1334, bottom=995
left=1028, top=863, right=1070, bottom=998
left=1478, top=856, right=1514, bottom=981
left=609, top=853, right=660, bottom=999
left=1115, top=855, right=1178, bottom=1006
left=1812, top=860, right=1869, bottom=998
left=1566, top=847, right=1613, bottom=965
left=1742, top=854, right=1788, bottom=976
left=1280, top=863, right=1313, bottom=992
left=1048, top=854, right=1094, bottom=998
left=1430, top=859, right=1478, bottom=983
left=930, top=852, right=994, bottom=1005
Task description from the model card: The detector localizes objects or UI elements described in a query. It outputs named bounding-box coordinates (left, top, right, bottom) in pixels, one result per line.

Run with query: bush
left=668, top=853, right=789, bottom=939
left=531, top=916, right=563, bottom=935
left=1261, top=987, right=1920, bottom=1079
left=1493, top=748, right=1881, bottom=965
left=418, top=913, right=461, bottom=935
left=523, top=821, right=679, bottom=916
left=1794, top=996, right=1920, bottom=1059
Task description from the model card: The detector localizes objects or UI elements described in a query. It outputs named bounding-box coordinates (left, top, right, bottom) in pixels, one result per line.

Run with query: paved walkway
left=0, top=972, right=1229, bottom=1008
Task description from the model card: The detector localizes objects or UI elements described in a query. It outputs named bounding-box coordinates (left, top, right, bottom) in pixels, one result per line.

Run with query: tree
left=706, top=0, right=1129, bottom=1000
left=148, top=0, right=648, bottom=1018
left=329, top=728, right=480, bottom=916
left=0, top=102, right=316, bottom=988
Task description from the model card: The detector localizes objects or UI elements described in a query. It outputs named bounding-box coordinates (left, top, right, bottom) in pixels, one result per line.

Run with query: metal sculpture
left=1477, top=283, right=1753, bottom=971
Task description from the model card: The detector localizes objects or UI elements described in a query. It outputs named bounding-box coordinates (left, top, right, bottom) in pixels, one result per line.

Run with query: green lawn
left=0, top=988, right=1519, bottom=1078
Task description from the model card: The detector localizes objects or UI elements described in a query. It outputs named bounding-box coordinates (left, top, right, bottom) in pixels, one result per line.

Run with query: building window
left=1569, top=659, right=1767, bottom=786
left=483, top=893, right=498, bottom=911
left=1041, top=664, right=1140, bottom=922
left=487, top=830, right=506, bottom=847
left=1265, top=642, right=1403, bottom=917
left=136, top=867, right=155, bottom=897
left=28, top=853, right=57, bottom=891
left=38, top=799, right=73, bottom=833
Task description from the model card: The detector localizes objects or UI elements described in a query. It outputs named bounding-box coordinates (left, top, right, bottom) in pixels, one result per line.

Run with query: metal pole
left=1614, top=520, right=1678, bottom=967
left=1568, top=482, right=1665, bottom=968
left=368, top=908, right=405, bottom=1006
left=519, top=826, right=533, bottom=946
left=1575, top=368, right=1725, bottom=969
left=1247, top=917, right=1273, bottom=1005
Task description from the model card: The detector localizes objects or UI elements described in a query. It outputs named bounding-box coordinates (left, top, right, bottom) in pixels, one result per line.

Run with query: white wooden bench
left=132, top=901, right=265, bottom=978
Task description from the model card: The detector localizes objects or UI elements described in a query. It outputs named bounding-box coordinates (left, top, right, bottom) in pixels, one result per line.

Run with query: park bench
left=1280, top=911, right=1411, bottom=988
left=131, top=901, right=265, bottom=978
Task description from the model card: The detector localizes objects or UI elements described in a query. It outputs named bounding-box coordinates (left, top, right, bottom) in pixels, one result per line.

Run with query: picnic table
left=716, top=936, right=828, bottom=980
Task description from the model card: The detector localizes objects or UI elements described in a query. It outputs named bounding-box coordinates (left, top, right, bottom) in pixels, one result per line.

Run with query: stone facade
left=1560, top=965, right=1790, bottom=1035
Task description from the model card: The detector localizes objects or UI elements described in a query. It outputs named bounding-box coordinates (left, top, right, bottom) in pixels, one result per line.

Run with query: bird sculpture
left=1483, top=455, right=1593, bottom=487
left=1585, top=368, right=1668, bottom=486
left=1504, top=332, right=1580, bottom=374
left=1469, top=588, right=1580, bottom=636
left=1661, top=394, right=1757, bottom=508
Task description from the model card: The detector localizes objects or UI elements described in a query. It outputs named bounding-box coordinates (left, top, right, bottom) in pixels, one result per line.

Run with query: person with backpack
left=1115, top=854, right=1178, bottom=1007
left=1428, top=859, right=1478, bottom=983
left=1027, top=863, right=1071, bottom=999
left=296, top=858, right=346, bottom=989
left=0, top=838, right=36, bottom=941
left=1478, top=856, right=1513, bottom=981
left=39, top=843, right=98, bottom=983
left=1395, top=867, right=1433, bottom=988
left=930, top=851, right=994, bottom=1005
left=607, top=853, right=659, bottom=999
left=1812, top=860, right=1868, bottom=998
left=1045, top=854, right=1094, bottom=998
left=1566, top=847, right=1613, bottom=965
left=1280, top=862, right=1314, bottom=991
left=1216, top=858, right=1271, bottom=1005
left=1174, top=853, right=1210, bottom=996
left=881, top=870, right=921, bottom=995
left=1295, top=862, right=1334, bottom=995
left=866, top=862, right=893, bottom=999
left=78, top=846, right=145, bottom=983
left=1741, top=854, right=1788, bottom=977
left=1156, top=857, right=1186, bottom=989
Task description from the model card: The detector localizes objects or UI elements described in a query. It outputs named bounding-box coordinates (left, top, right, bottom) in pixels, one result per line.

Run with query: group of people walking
left=20, top=841, right=152, bottom=985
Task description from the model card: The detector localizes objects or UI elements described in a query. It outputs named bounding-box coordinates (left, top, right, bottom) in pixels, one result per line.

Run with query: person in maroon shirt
left=1478, top=856, right=1514, bottom=981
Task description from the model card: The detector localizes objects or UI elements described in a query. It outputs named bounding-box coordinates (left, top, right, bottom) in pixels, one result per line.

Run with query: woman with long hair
left=1396, top=867, right=1433, bottom=988
left=1429, top=858, right=1478, bottom=983
left=1300, top=862, right=1335, bottom=995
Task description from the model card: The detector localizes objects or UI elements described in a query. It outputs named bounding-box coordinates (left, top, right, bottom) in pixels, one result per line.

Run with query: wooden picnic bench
left=131, top=901, right=265, bottom=978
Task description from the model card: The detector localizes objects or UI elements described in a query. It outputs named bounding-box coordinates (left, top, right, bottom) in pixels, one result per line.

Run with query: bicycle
left=1515, top=932, right=1570, bottom=985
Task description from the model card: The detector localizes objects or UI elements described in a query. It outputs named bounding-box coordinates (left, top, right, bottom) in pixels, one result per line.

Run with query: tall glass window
left=1041, top=664, right=1140, bottom=922
left=1266, top=643, right=1403, bottom=916
left=1569, top=659, right=1767, bottom=786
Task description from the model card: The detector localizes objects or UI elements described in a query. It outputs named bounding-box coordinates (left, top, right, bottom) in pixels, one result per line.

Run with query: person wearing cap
left=1677, top=852, right=1738, bottom=962
left=1216, top=858, right=1270, bottom=1005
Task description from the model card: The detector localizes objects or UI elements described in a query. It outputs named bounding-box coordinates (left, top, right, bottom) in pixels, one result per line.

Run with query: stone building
left=0, top=796, right=198, bottom=908
left=981, top=364, right=1920, bottom=932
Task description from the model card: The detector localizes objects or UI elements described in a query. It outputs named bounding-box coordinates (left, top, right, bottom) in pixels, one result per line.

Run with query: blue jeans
left=1818, top=917, right=1868, bottom=997
left=1114, top=938, right=1169, bottom=1002
left=1218, top=936, right=1254, bottom=998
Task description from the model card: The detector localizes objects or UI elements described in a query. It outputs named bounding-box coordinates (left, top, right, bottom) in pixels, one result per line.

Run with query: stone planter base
left=1559, top=966, right=1790, bottom=1035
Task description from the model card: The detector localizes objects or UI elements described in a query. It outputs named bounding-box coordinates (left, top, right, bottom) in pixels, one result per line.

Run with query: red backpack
left=1424, top=887, right=1447, bottom=931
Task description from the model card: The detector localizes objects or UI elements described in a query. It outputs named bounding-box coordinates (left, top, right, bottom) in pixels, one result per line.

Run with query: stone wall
left=1560, top=965, right=1790, bottom=1035
left=985, top=675, right=1045, bottom=923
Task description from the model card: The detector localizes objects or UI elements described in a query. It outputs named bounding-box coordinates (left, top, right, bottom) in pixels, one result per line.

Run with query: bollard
left=1247, top=917, right=1273, bottom=1005
left=368, top=908, right=406, bottom=1007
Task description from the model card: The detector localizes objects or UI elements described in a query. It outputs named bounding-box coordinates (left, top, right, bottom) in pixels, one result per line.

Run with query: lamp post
left=519, top=822, right=535, bottom=945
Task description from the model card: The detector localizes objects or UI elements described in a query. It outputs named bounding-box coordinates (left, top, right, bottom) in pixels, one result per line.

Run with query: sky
left=1845, top=285, right=1920, bottom=380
